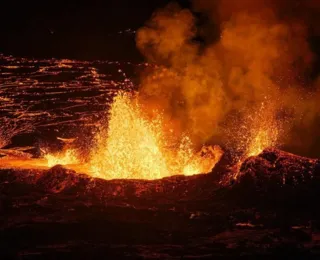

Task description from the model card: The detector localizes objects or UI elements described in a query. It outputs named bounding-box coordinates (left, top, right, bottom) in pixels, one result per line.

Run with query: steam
left=135, top=0, right=320, bottom=157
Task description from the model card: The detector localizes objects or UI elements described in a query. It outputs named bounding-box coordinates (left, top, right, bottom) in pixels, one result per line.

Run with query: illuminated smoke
left=135, top=0, right=320, bottom=157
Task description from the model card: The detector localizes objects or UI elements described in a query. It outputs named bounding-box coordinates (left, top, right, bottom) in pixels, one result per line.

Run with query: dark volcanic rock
left=239, top=148, right=320, bottom=185
left=1, top=149, right=320, bottom=259
left=233, top=149, right=320, bottom=209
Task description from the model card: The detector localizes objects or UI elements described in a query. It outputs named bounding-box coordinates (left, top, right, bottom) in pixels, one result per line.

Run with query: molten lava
left=42, top=94, right=281, bottom=182
left=45, top=149, right=79, bottom=167
left=244, top=103, right=280, bottom=158
left=89, top=92, right=222, bottom=180
left=246, top=126, right=278, bottom=158
left=224, top=101, right=282, bottom=182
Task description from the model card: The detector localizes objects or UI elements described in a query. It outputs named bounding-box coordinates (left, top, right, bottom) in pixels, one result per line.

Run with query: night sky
left=1, top=0, right=319, bottom=64
left=0, top=0, right=191, bottom=60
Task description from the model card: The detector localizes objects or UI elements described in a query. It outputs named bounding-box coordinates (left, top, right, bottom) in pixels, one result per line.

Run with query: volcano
left=1, top=148, right=320, bottom=259
left=2, top=0, right=320, bottom=257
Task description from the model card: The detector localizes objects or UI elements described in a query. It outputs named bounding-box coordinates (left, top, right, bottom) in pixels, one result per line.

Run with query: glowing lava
left=224, top=101, right=282, bottom=183
left=244, top=103, right=280, bottom=158
left=41, top=95, right=281, bottom=182
left=89, top=92, right=222, bottom=180
left=45, top=149, right=79, bottom=167
left=246, top=126, right=279, bottom=158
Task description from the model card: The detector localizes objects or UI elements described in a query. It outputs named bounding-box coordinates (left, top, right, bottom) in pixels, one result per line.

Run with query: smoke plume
left=136, top=0, right=320, bottom=157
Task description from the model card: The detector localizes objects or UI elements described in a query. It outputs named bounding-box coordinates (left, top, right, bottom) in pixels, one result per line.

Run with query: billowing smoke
left=136, top=0, right=320, bottom=157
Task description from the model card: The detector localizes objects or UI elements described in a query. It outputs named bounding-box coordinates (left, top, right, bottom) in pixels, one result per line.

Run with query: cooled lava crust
left=1, top=148, right=320, bottom=259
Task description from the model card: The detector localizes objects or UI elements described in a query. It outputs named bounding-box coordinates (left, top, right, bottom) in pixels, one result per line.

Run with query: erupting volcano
left=89, top=91, right=222, bottom=179
left=1, top=0, right=320, bottom=258
left=42, top=91, right=223, bottom=180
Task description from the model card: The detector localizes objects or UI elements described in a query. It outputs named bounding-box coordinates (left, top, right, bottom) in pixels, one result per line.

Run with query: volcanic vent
left=1, top=0, right=320, bottom=258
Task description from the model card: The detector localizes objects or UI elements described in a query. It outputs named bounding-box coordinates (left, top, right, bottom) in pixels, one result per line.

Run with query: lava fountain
left=225, top=101, right=282, bottom=182
left=244, top=102, right=280, bottom=158
left=45, top=149, right=79, bottom=167
left=42, top=94, right=281, bottom=182
left=89, top=91, right=223, bottom=180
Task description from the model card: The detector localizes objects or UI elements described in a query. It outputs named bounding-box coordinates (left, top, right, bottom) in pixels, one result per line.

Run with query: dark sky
left=0, top=0, right=189, bottom=60
left=1, top=0, right=319, bottom=64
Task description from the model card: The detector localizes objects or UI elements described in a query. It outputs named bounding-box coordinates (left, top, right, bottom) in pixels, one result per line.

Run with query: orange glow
left=0, top=119, right=33, bottom=149
left=244, top=103, right=279, bottom=158
left=246, top=125, right=278, bottom=158
left=41, top=96, right=279, bottom=182
left=227, top=101, right=281, bottom=181
left=44, top=149, right=79, bottom=167
left=89, top=92, right=223, bottom=180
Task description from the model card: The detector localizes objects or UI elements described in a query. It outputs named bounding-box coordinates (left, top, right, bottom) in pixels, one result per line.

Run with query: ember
left=41, top=91, right=222, bottom=180
left=242, top=102, right=281, bottom=158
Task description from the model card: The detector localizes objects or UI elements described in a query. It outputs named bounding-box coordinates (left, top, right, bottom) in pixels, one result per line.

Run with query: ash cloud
left=136, top=0, right=320, bottom=157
